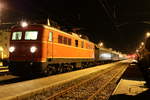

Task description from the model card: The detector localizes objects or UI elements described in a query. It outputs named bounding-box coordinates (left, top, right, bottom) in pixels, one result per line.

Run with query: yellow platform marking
left=0, top=66, right=8, bottom=69
left=0, top=69, right=9, bottom=72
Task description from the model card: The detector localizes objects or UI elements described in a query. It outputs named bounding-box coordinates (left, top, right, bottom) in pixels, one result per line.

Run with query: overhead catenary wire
left=97, top=0, right=118, bottom=30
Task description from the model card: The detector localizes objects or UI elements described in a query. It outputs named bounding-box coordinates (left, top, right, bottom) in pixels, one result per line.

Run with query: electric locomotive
left=8, top=24, right=95, bottom=76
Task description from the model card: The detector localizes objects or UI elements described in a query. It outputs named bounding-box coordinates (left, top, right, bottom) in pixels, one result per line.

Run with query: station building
left=0, top=23, right=12, bottom=60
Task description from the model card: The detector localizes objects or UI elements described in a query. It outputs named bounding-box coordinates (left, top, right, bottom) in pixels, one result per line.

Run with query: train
left=8, top=24, right=124, bottom=76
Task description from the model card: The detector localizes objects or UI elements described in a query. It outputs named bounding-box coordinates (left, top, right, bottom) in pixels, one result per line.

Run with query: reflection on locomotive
left=8, top=24, right=125, bottom=76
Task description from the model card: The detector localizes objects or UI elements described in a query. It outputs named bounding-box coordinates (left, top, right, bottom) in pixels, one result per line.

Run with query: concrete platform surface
left=109, top=63, right=150, bottom=100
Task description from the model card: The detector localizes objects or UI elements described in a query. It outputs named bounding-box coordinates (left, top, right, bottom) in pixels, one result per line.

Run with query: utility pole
left=0, top=2, right=3, bottom=25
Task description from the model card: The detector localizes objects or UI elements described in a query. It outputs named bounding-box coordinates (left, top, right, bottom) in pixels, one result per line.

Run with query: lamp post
left=0, top=3, right=1, bottom=24
left=0, top=2, right=4, bottom=25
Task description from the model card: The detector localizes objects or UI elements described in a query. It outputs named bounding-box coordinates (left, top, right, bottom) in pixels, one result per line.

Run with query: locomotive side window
left=58, top=35, right=63, bottom=43
left=25, top=31, right=38, bottom=40
left=12, top=32, right=22, bottom=40
left=64, top=37, right=67, bottom=44
left=48, top=32, right=53, bottom=41
left=58, top=35, right=72, bottom=46
left=68, top=38, right=71, bottom=45
left=75, top=40, right=78, bottom=47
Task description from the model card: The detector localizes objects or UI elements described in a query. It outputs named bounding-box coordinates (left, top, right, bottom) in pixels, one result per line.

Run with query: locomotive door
left=47, top=32, right=53, bottom=59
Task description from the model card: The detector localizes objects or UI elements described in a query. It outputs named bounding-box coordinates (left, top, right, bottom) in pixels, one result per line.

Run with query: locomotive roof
left=12, top=24, right=94, bottom=44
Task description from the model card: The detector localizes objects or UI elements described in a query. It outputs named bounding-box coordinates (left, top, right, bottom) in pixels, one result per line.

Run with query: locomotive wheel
left=43, top=66, right=53, bottom=76
left=57, top=66, right=63, bottom=73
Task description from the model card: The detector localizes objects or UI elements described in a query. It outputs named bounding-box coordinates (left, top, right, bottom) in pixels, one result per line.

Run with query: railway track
left=43, top=64, right=127, bottom=100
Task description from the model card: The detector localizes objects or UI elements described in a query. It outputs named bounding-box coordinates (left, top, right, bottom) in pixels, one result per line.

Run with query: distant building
left=0, top=31, right=10, bottom=59
left=0, top=23, right=13, bottom=59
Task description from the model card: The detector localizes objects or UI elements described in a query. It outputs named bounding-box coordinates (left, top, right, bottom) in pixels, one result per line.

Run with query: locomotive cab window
left=48, top=32, right=53, bottom=41
left=12, top=32, right=22, bottom=40
left=25, top=31, right=38, bottom=40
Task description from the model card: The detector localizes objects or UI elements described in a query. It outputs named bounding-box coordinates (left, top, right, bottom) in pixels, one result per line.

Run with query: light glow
left=141, top=42, right=144, bottom=46
left=9, top=46, right=15, bottom=53
left=99, top=42, right=103, bottom=47
left=146, top=32, right=150, bottom=38
left=30, top=46, right=37, bottom=53
left=0, top=47, right=3, bottom=51
left=21, top=21, right=28, bottom=27
left=100, top=53, right=112, bottom=60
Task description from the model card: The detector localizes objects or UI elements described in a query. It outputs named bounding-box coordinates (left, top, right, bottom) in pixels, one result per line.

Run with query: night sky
left=1, top=0, right=150, bottom=54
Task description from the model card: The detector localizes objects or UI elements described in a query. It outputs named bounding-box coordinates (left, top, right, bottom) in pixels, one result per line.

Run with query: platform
left=109, top=63, right=150, bottom=100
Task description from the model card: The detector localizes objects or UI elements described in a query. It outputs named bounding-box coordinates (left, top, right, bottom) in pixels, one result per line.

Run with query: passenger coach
left=9, top=24, right=95, bottom=76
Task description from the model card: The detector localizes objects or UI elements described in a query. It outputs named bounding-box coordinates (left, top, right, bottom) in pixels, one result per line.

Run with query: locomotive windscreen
left=12, top=32, right=22, bottom=40
left=25, top=31, right=38, bottom=40
left=12, top=31, right=38, bottom=40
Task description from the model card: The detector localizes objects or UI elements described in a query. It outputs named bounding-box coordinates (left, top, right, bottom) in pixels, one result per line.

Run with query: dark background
left=1, top=0, right=150, bottom=54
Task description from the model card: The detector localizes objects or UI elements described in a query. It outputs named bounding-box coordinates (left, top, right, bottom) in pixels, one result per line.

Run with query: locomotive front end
left=8, top=25, right=46, bottom=76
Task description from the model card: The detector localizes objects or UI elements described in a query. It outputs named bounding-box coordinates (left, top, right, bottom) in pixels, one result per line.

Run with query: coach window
left=64, top=37, right=67, bottom=44
left=12, top=32, right=22, bottom=40
left=48, top=32, right=53, bottom=41
left=81, top=41, right=84, bottom=48
left=58, top=35, right=63, bottom=43
left=75, top=40, right=78, bottom=47
left=25, top=31, right=38, bottom=40
left=68, top=38, right=71, bottom=45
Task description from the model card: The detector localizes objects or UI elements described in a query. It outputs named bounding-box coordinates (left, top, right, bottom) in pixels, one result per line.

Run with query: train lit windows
left=64, top=37, right=67, bottom=44
left=25, top=31, right=38, bottom=40
left=68, top=38, right=71, bottom=45
left=12, top=32, right=22, bottom=40
left=48, top=32, right=53, bottom=41
left=81, top=41, right=84, bottom=48
left=75, top=40, right=78, bottom=47
left=58, top=35, right=63, bottom=43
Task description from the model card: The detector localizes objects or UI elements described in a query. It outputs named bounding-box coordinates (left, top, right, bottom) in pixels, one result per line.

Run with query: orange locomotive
left=9, top=24, right=95, bottom=76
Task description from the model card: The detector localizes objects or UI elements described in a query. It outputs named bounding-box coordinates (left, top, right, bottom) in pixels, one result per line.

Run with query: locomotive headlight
left=30, top=46, right=37, bottom=53
left=9, top=46, right=15, bottom=53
